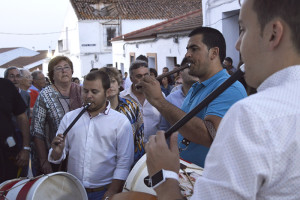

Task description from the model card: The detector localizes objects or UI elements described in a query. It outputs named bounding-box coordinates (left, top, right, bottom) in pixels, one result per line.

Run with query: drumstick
left=164, top=65, right=245, bottom=139
left=62, top=102, right=91, bottom=137
left=53, top=103, right=91, bottom=145
left=136, top=64, right=190, bottom=89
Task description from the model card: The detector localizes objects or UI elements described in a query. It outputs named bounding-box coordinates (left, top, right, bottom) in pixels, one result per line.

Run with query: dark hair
left=129, top=60, right=148, bottom=76
left=90, top=68, right=99, bottom=72
left=84, top=71, right=111, bottom=92
left=150, top=68, right=158, bottom=77
left=72, top=77, right=80, bottom=82
left=252, top=0, right=300, bottom=53
left=224, top=57, right=233, bottom=64
left=163, top=67, right=169, bottom=72
left=189, top=27, right=226, bottom=63
left=48, top=56, right=73, bottom=84
left=4, top=66, right=20, bottom=78
left=98, top=67, right=122, bottom=85
left=136, top=55, right=148, bottom=63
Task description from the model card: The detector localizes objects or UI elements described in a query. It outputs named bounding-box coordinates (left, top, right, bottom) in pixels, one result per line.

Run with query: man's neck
left=131, top=84, right=145, bottom=105
left=182, top=83, right=192, bottom=96
left=32, top=83, right=41, bottom=91
left=19, top=85, right=28, bottom=91
left=88, top=102, right=108, bottom=118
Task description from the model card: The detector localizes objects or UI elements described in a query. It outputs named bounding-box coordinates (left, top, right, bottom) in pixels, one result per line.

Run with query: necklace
left=53, top=84, right=71, bottom=113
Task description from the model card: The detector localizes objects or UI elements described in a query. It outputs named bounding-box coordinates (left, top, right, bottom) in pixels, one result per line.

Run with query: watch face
left=151, top=170, right=164, bottom=186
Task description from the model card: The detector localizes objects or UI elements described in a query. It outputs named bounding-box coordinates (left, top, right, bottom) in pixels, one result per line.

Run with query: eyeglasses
left=54, top=65, right=71, bottom=73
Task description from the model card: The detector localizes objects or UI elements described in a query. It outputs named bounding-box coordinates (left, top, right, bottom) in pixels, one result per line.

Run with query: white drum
left=123, top=154, right=203, bottom=199
left=0, top=172, right=88, bottom=200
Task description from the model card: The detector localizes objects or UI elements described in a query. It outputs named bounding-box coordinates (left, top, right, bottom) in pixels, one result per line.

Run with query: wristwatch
left=23, top=146, right=31, bottom=152
left=149, top=169, right=179, bottom=189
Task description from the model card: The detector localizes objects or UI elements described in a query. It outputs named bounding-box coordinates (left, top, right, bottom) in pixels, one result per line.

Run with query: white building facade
left=202, top=0, right=241, bottom=67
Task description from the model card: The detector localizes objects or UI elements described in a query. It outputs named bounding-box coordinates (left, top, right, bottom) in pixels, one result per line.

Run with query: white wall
left=112, top=34, right=190, bottom=75
left=121, top=19, right=164, bottom=35
left=202, top=0, right=241, bottom=67
left=54, top=2, right=166, bottom=78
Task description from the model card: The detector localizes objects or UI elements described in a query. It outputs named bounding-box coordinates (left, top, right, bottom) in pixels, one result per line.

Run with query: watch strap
left=23, top=146, right=31, bottom=152
left=152, top=169, right=179, bottom=189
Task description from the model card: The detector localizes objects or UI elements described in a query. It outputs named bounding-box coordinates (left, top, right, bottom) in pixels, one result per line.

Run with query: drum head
left=111, top=191, right=157, bottom=200
left=32, top=172, right=87, bottom=200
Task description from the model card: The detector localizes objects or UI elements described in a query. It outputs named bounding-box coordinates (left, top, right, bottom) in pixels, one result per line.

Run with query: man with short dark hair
left=140, top=27, right=247, bottom=167
left=120, top=60, right=162, bottom=143
left=49, top=70, right=134, bottom=200
left=223, top=57, right=236, bottom=75
left=145, top=0, right=300, bottom=199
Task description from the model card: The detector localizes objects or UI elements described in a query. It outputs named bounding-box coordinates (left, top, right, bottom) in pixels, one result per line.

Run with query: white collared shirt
left=120, top=85, right=162, bottom=142
left=48, top=101, right=134, bottom=188
left=192, top=65, right=300, bottom=200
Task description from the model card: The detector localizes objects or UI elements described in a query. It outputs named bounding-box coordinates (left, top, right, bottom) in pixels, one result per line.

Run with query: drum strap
left=16, top=177, right=41, bottom=200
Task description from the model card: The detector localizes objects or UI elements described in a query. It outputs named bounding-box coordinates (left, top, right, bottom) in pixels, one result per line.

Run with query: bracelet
left=23, top=146, right=31, bottom=152
left=104, top=197, right=110, bottom=200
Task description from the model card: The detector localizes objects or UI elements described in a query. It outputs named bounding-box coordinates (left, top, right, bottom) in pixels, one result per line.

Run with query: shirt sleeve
left=48, top=114, right=69, bottom=164
left=191, top=102, right=273, bottom=200
left=113, top=118, right=134, bottom=180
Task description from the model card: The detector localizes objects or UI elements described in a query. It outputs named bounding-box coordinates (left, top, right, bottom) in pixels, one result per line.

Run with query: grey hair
left=19, top=69, right=30, bottom=77
left=4, top=66, right=20, bottom=78
left=31, top=70, right=43, bottom=80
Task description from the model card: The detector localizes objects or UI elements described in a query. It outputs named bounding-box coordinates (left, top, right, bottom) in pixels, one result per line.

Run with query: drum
left=111, top=191, right=157, bottom=200
left=123, top=154, right=203, bottom=199
left=0, top=172, right=88, bottom=200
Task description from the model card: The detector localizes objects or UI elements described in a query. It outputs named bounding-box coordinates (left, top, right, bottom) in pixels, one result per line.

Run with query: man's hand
left=145, top=131, right=180, bottom=177
left=50, top=134, right=65, bottom=161
left=40, top=159, right=53, bottom=174
left=137, top=75, right=165, bottom=107
left=15, top=149, right=29, bottom=167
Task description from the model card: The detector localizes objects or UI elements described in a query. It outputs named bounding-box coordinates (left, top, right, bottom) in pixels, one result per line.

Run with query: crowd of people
left=1, top=0, right=299, bottom=199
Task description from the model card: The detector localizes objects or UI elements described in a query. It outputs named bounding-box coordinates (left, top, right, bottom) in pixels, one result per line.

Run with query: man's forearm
left=155, top=179, right=185, bottom=200
left=16, top=112, right=30, bottom=147
left=152, top=98, right=212, bottom=147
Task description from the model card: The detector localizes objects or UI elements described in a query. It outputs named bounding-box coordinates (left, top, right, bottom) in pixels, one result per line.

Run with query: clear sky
left=0, top=0, right=70, bottom=50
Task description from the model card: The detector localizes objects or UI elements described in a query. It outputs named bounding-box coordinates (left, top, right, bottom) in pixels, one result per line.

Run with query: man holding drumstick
left=145, top=0, right=300, bottom=199
left=49, top=71, right=134, bottom=200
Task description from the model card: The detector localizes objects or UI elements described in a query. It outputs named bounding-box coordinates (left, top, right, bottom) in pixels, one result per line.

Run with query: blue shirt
left=178, top=69, right=247, bottom=167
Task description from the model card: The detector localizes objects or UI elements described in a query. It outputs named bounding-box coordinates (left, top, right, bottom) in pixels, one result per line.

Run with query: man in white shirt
left=120, top=60, right=162, bottom=143
left=145, top=0, right=300, bottom=199
left=49, top=71, right=134, bottom=200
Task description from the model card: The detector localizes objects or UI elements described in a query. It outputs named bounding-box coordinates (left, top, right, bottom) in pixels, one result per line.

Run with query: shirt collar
left=201, top=69, right=228, bottom=87
left=257, top=65, right=300, bottom=92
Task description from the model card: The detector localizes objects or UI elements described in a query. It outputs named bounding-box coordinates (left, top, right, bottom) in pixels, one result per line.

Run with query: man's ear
left=265, top=19, right=284, bottom=50
left=209, top=47, right=220, bottom=61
